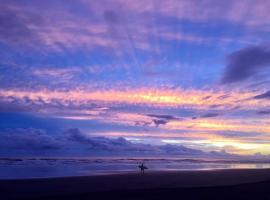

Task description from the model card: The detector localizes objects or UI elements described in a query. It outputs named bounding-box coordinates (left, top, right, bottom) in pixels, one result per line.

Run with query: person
left=138, top=163, right=148, bottom=174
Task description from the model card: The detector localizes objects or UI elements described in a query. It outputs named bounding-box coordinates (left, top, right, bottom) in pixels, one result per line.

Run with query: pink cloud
left=0, top=86, right=269, bottom=110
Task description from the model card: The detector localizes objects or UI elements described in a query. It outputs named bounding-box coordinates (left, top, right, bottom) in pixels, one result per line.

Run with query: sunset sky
left=1, top=0, right=270, bottom=156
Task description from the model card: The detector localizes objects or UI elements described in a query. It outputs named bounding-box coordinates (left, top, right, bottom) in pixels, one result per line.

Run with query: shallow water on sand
left=1, top=157, right=270, bottom=179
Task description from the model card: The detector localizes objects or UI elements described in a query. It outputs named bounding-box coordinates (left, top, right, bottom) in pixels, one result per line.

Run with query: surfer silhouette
left=138, top=163, right=148, bottom=174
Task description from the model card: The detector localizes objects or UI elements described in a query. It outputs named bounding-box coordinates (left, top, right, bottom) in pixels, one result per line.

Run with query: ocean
left=1, top=157, right=270, bottom=179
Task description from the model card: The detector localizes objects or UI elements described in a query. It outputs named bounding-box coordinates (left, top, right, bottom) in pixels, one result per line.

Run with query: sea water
left=0, top=157, right=270, bottom=179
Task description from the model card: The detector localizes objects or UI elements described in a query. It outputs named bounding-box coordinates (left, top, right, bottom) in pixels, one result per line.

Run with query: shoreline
left=1, top=167, right=270, bottom=181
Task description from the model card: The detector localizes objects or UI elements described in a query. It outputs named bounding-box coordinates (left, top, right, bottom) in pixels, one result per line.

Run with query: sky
left=1, top=0, right=270, bottom=157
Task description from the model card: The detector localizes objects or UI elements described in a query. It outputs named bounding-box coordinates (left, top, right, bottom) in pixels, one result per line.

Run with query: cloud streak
left=0, top=87, right=267, bottom=110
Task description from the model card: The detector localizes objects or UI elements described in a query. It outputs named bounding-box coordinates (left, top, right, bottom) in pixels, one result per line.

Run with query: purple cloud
left=201, top=113, right=220, bottom=118
left=147, top=114, right=180, bottom=121
left=147, top=114, right=182, bottom=127
left=221, top=45, right=270, bottom=84
left=64, top=128, right=219, bottom=155
left=0, top=128, right=61, bottom=150
left=257, top=110, right=270, bottom=115
left=0, top=128, right=227, bottom=156
left=152, top=119, right=168, bottom=127
left=253, top=90, right=270, bottom=99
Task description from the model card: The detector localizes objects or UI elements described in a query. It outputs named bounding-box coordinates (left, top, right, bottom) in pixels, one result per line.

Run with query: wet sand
left=1, top=169, right=270, bottom=199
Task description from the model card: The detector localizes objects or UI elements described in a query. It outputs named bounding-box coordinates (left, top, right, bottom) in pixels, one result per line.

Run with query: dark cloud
left=221, top=45, right=270, bottom=84
left=147, top=114, right=179, bottom=120
left=0, top=128, right=224, bottom=156
left=253, top=90, right=270, bottom=99
left=66, top=128, right=132, bottom=150
left=257, top=110, right=270, bottom=115
left=147, top=114, right=182, bottom=127
left=201, top=113, right=219, bottom=118
left=134, top=121, right=152, bottom=126
left=0, top=128, right=61, bottom=150
left=202, top=95, right=212, bottom=100
left=152, top=119, right=168, bottom=127
left=65, top=128, right=153, bottom=152
left=64, top=128, right=210, bottom=155
left=192, top=112, right=220, bottom=119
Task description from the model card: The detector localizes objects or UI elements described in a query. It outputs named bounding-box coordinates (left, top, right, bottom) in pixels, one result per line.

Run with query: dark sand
left=1, top=169, right=270, bottom=199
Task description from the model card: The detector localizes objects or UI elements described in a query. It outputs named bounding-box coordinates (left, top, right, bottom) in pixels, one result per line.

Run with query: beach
left=1, top=168, right=270, bottom=199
